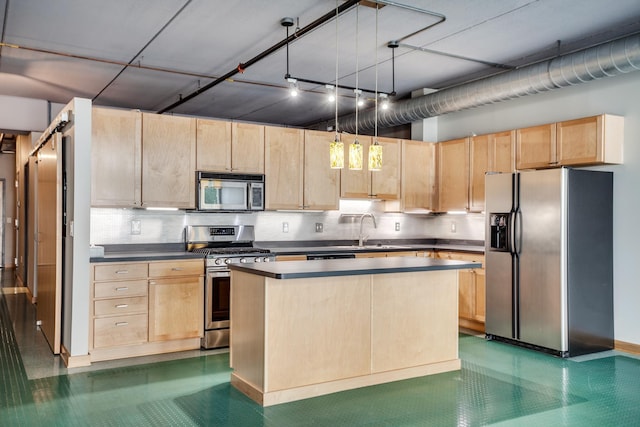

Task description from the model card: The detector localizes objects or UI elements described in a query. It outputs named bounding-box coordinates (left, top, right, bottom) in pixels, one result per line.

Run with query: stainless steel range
left=185, top=225, right=274, bottom=349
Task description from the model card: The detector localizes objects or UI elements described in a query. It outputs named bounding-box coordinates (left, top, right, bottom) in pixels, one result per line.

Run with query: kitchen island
left=228, top=256, right=481, bottom=406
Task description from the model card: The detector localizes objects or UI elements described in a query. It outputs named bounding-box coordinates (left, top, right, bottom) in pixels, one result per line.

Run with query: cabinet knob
left=171, top=267, right=184, bottom=271
left=115, top=322, right=129, bottom=327
left=115, top=270, right=129, bottom=274
left=115, top=287, right=129, bottom=291
left=115, top=304, right=129, bottom=308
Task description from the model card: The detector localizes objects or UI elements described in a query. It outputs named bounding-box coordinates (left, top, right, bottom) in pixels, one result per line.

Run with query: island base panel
left=231, top=358, right=461, bottom=407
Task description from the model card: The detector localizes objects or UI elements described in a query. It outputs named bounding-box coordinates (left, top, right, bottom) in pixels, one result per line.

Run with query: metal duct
left=339, top=33, right=640, bottom=133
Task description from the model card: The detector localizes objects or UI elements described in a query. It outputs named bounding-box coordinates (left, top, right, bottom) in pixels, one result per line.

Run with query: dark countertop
left=256, top=239, right=484, bottom=256
left=89, top=243, right=204, bottom=263
left=90, top=251, right=204, bottom=263
left=89, top=240, right=484, bottom=263
left=229, top=257, right=481, bottom=280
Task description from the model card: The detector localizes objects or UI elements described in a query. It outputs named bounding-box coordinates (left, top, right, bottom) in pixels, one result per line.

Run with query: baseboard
left=60, top=345, right=92, bottom=368
left=458, top=318, right=484, bottom=333
left=615, top=340, right=640, bottom=355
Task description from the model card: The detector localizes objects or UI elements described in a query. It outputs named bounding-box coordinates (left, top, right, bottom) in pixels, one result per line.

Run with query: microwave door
left=218, top=182, right=248, bottom=210
left=200, top=180, right=247, bottom=210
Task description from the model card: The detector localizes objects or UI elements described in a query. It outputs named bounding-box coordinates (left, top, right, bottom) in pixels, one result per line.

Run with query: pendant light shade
left=349, top=139, right=363, bottom=170
left=368, top=140, right=383, bottom=171
left=330, top=136, right=344, bottom=169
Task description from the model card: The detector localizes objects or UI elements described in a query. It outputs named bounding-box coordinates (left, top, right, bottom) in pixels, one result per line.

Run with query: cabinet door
left=469, top=135, right=489, bottom=213
left=516, top=123, right=556, bottom=169
left=559, top=114, right=624, bottom=166
left=196, top=118, right=232, bottom=172
left=458, top=270, right=475, bottom=321
left=91, top=108, right=142, bottom=207
left=490, top=130, right=515, bottom=173
left=474, top=269, right=486, bottom=322
left=371, top=137, right=401, bottom=200
left=437, top=138, right=469, bottom=212
left=402, top=140, right=436, bottom=212
left=341, top=134, right=372, bottom=198
left=304, top=130, right=340, bottom=210
left=265, top=126, right=304, bottom=210
left=231, top=122, right=265, bottom=173
left=148, top=276, right=204, bottom=341
left=556, top=115, right=616, bottom=166
left=141, top=114, right=196, bottom=208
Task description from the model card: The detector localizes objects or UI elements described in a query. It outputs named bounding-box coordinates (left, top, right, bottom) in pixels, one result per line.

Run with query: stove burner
left=191, top=247, right=271, bottom=256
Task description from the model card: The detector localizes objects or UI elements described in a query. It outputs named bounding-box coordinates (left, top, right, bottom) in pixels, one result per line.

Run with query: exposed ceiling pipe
left=157, top=0, right=361, bottom=114
left=338, top=33, right=640, bottom=133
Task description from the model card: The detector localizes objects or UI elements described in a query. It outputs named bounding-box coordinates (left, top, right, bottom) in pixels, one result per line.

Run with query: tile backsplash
left=90, top=202, right=485, bottom=246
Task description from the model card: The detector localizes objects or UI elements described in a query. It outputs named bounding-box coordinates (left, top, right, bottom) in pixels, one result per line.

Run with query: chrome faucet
left=358, top=213, right=377, bottom=247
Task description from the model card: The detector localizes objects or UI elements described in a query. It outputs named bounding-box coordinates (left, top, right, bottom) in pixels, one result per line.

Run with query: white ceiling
left=1, top=0, right=640, bottom=129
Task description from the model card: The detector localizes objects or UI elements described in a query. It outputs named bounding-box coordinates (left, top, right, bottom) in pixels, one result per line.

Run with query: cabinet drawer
left=148, top=260, right=203, bottom=278
left=94, top=263, right=148, bottom=281
left=93, top=314, right=148, bottom=348
left=94, top=296, right=148, bottom=317
left=94, top=280, right=148, bottom=299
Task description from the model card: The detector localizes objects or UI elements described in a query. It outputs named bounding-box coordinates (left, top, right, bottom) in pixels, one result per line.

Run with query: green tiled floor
left=2, top=271, right=640, bottom=426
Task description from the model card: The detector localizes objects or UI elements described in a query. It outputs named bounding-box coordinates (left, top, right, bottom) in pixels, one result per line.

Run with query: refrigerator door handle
left=514, top=209, right=523, bottom=255
left=508, top=210, right=517, bottom=255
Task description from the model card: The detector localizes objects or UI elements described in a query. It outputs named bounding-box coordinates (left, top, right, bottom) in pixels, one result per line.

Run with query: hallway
left=1, top=268, right=639, bottom=426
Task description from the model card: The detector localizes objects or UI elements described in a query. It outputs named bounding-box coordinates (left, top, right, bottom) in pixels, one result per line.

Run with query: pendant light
left=329, top=1, right=344, bottom=169
left=368, top=4, right=383, bottom=171
left=349, top=4, right=363, bottom=170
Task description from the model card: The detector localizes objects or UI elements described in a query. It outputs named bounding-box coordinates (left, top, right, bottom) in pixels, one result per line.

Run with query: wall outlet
left=131, top=220, right=141, bottom=235
left=282, top=222, right=289, bottom=233
left=395, top=222, right=401, bottom=232
left=450, top=221, right=457, bottom=233
left=315, top=223, right=323, bottom=233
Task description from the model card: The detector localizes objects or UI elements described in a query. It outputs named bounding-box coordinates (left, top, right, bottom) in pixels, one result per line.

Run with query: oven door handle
left=207, top=271, right=231, bottom=278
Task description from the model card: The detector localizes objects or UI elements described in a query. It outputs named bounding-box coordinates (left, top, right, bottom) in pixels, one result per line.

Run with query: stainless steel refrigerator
left=485, top=168, right=614, bottom=357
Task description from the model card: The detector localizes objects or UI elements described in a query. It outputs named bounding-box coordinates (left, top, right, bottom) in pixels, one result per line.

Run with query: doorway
left=0, top=178, right=4, bottom=268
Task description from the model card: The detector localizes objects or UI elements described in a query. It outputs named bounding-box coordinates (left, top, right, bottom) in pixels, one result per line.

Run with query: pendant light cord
left=374, top=5, right=378, bottom=140
left=354, top=4, right=359, bottom=139
left=334, top=0, right=339, bottom=137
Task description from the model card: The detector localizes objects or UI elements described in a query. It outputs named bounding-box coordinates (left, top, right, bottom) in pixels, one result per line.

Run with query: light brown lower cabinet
left=434, top=251, right=485, bottom=332
left=149, top=275, right=204, bottom=342
left=89, top=259, right=204, bottom=363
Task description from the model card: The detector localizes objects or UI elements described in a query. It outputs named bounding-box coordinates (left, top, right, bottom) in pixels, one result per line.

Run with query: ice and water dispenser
left=489, top=213, right=510, bottom=252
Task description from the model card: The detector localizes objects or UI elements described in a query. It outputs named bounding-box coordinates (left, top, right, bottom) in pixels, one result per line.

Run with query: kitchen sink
left=328, top=244, right=411, bottom=250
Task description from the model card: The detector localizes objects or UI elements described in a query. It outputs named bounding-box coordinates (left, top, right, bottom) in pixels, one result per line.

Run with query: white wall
left=433, top=71, right=640, bottom=346
left=0, top=153, right=16, bottom=267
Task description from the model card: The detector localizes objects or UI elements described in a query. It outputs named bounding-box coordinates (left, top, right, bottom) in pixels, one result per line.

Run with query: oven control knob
left=215, top=258, right=224, bottom=266
left=263, top=257, right=272, bottom=263
left=224, top=258, right=232, bottom=264
left=239, top=258, right=247, bottom=263
left=254, top=257, right=262, bottom=263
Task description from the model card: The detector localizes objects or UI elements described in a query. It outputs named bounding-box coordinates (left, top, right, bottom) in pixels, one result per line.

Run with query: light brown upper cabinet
left=489, top=130, right=516, bottom=173
left=469, top=134, right=489, bottom=213
left=303, top=130, right=340, bottom=210
left=371, top=137, right=401, bottom=200
left=517, top=114, right=623, bottom=169
left=469, top=130, right=515, bottom=212
left=196, top=120, right=264, bottom=173
left=556, top=114, right=623, bottom=165
left=264, top=128, right=340, bottom=211
left=401, top=140, right=436, bottom=213
left=437, top=138, right=469, bottom=212
left=264, top=126, right=304, bottom=210
left=141, top=113, right=196, bottom=208
left=516, top=123, right=557, bottom=170
left=91, top=108, right=142, bottom=207
left=340, top=134, right=400, bottom=200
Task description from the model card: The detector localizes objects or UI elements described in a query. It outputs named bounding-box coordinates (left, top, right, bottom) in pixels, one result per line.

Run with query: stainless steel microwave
left=197, top=172, right=265, bottom=212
